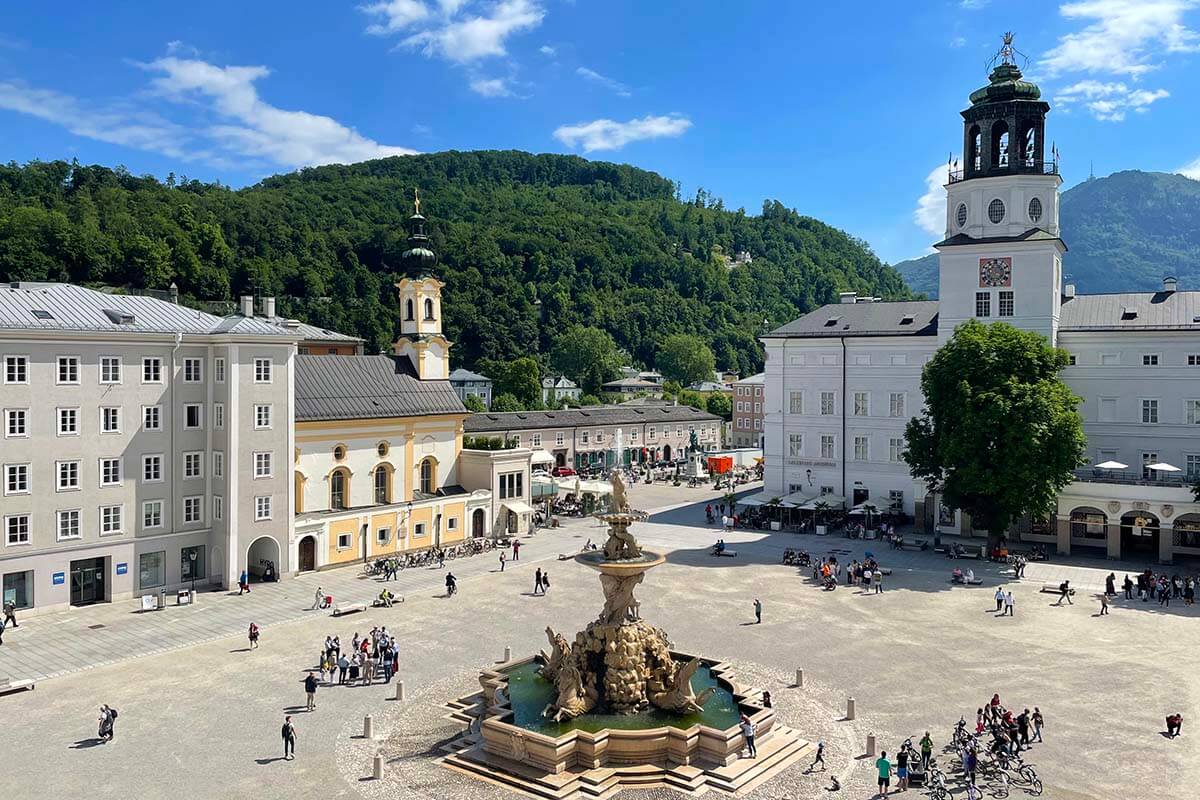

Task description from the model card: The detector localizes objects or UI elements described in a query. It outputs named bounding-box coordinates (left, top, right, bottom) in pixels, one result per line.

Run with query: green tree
left=462, top=394, right=486, bottom=413
left=903, top=320, right=1086, bottom=547
left=678, top=389, right=706, bottom=410
left=551, top=325, right=623, bottom=395
left=579, top=394, right=602, bottom=407
left=477, top=356, right=541, bottom=408
left=706, top=392, right=732, bottom=420
left=657, top=333, right=716, bottom=386
left=490, top=393, right=522, bottom=412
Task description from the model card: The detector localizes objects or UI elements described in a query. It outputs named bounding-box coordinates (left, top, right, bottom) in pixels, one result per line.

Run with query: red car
left=552, top=466, right=577, bottom=477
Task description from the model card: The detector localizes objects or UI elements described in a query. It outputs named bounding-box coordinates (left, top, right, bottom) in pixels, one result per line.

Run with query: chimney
left=168, top=282, right=179, bottom=305
left=240, top=295, right=254, bottom=317
left=839, top=291, right=857, bottom=304
left=1163, top=276, right=1178, bottom=293
left=263, top=296, right=277, bottom=318
left=1063, top=283, right=1076, bottom=299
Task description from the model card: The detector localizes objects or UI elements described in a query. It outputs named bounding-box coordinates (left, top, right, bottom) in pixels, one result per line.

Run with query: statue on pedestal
left=598, top=572, right=643, bottom=624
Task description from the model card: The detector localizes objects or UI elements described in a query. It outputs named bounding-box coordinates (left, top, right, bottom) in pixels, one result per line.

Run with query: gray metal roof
left=934, top=229, right=1066, bottom=249
left=0, top=283, right=295, bottom=337
left=764, top=300, right=940, bottom=339
left=449, top=368, right=493, bottom=383
left=541, top=375, right=578, bottom=389
left=1060, top=290, right=1200, bottom=331
left=601, top=377, right=662, bottom=389
left=464, top=405, right=720, bottom=433
left=736, top=372, right=766, bottom=384
left=295, top=354, right=466, bottom=421
left=260, top=316, right=362, bottom=343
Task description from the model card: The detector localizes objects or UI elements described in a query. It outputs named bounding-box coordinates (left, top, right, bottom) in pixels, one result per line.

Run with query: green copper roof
left=969, top=63, right=1042, bottom=105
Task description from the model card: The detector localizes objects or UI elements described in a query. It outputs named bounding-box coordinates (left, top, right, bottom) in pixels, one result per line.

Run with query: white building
left=0, top=283, right=297, bottom=614
left=763, top=52, right=1200, bottom=563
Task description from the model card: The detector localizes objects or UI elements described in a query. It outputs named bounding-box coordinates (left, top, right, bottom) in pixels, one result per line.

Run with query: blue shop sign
left=52, top=571, right=65, bottom=585
left=116, top=562, right=128, bottom=576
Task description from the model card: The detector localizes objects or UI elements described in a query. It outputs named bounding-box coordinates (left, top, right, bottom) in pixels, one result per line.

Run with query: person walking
left=994, top=587, right=1005, bottom=612
left=1099, top=593, right=1110, bottom=615
left=1017, top=709, right=1031, bottom=749
left=304, top=671, right=319, bottom=711
left=1031, top=708, right=1044, bottom=742
left=1054, top=580, right=1072, bottom=605
left=2, top=599, right=17, bottom=629
left=874, top=570, right=883, bottom=593
left=311, top=586, right=325, bottom=611
left=499, top=552, right=507, bottom=572
left=1123, top=574, right=1134, bottom=600
left=534, top=568, right=544, bottom=596
left=239, top=569, right=250, bottom=595
left=1003, top=591, right=1014, bottom=616
left=1105, top=572, right=1115, bottom=597
left=895, top=744, right=910, bottom=792
left=98, top=705, right=116, bottom=742
left=753, top=598, right=762, bottom=624
left=281, top=715, right=296, bottom=760
left=919, top=732, right=933, bottom=770
left=964, top=747, right=978, bottom=786
left=541, top=570, right=550, bottom=594
left=0, top=614, right=6, bottom=646
left=1166, top=713, right=1183, bottom=738
left=248, top=622, right=260, bottom=649
left=1159, top=582, right=1171, bottom=607
left=875, top=750, right=892, bottom=796
left=809, top=738, right=826, bottom=771
left=512, top=539, right=521, bottom=561
left=739, top=713, right=757, bottom=758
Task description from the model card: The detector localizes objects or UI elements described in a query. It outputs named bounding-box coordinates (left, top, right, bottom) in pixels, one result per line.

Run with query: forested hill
left=0, top=152, right=909, bottom=374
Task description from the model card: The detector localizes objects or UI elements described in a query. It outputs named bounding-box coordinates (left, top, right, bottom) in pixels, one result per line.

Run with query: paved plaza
left=1, top=482, right=1196, bottom=800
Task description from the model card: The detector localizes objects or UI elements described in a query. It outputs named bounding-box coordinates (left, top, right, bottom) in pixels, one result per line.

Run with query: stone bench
left=0, top=678, right=35, bottom=696
left=713, top=550, right=738, bottom=558
left=1040, top=584, right=1075, bottom=596
left=899, top=540, right=929, bottom=551
left=333, top=602, right=367, bottom=617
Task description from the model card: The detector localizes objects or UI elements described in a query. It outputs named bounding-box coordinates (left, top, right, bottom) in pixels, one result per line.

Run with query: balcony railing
left=1072, top=468, right=1190, bottom=488
left=948, top=160, right=1059, bottom=184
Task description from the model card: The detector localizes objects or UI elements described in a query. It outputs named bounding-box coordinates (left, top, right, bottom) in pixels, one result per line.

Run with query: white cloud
left=913, top=164, right=948, bottom=238
left=1054, top=78, right=1169, bottom=120
left=363, top=0, right=544, bottom=64
left=960, top=0, right=989, bottom=8
left=950, top=36, right=967, bottom=48
left=553, top=113, right=691, bottom=152
left=1041, top=0, right=1200, bottom=77
left=469, top=76, right=512, bottom=96
left=361, top=0, right=431, bottom=35
left=576, top=66, right=630, bottom=97
left=539, top=44, right=556, bottom=56
left=1179, top=157, right=1200, bottom=179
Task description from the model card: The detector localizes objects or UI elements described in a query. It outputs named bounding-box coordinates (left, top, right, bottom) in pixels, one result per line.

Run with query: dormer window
left=103, top=309, right=135, bottom=324
left=899, top=315, right=915, bottom=326
left=823, top=317, right=840, bottom=327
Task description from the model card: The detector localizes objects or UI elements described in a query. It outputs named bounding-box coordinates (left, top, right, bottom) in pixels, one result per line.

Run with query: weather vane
left=987, top=31, right=1029, bottom=72
left=413, top=186, right=421, bottom=215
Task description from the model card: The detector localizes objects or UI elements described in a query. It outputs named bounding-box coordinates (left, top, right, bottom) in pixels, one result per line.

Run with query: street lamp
left=188, top=550, right=197, bottom=595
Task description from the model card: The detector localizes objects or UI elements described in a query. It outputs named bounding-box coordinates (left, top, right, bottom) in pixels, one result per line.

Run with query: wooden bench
left=332, top=602, right=367, bottom=617
left=0, top=678, right=35, bottom=696
left=1040, top=584, right=1075, bottom=596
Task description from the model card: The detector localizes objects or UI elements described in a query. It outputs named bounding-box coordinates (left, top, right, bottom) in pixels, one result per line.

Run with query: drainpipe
left=840, top=336, right=847, bottom=500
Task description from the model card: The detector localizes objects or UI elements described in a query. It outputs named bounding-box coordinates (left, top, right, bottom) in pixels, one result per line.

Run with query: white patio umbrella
left=1145, top=462, right=1181, bottom=472
left=1094, top=460, right=1128, bottom=470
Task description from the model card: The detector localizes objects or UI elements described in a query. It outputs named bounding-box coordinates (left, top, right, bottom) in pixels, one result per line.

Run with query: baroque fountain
left=440, top=474, right=810, bottom=798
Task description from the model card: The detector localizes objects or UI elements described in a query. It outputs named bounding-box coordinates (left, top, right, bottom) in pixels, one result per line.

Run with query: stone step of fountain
left=704, top=726, right=811, bottom=792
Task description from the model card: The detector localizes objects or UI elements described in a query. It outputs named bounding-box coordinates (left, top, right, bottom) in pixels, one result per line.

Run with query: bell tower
left=936, top=33, right=1066, bottom=346
left=393, top=189, right=452, bottom=380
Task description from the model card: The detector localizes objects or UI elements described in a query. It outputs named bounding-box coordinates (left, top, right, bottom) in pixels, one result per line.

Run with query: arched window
left=405, top=298, right=415, bottom=321
left=1022, top=125, right=1037, bottom=167
left=330, top=468, right=349, bottom=510
left=991, top=121, right=1010, bottom=169
left=374, top=465, right=391, bottom=505
left=419, top=458, right=435, bottom=495
left=967, top=125, right=982, bottom=173
left=423, top=297, right=435, bottom=321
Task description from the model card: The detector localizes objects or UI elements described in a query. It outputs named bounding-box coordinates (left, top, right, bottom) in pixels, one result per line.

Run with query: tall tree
left=477, top=356, right=542, bottom=409
left=551, top=325, right=623, bottom=395
left=903, top=320, right=1086, bottom=546
left=657, top=333, right=716, bottom=386
left=705, top=392, right=732, bottom=420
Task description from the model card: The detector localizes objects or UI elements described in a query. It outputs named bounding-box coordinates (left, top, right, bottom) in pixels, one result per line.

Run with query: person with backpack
left=304, top=671, right=319, bottom=711
left=98, top=705, right=117, bottom=742
left=281, top=715, right=296, bottom=760
left=238, top=569, right=250, bottom=595
left=2, top=599, right=17, bottom=628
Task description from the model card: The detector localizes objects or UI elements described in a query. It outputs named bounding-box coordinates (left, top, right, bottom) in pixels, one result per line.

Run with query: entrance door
left=472, top=509, right=485, bottom=538
left=298, top=536, right=316, bottom=572
left=852, top=487, right=869, bottom=506
left=70, top=557, right=106, bottom=606
left=555, top=452, right=565, bottom=468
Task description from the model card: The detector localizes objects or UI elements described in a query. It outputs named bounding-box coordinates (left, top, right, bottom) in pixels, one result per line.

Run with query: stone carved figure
left=649, top=657, right=717, bottom=714
left=598, top=572, right=643, bottom=624
left=543, top=661, right=596, bottom=722
left=538, top=626, right=570, bottom=682
left=603, top=521, right=642, bottom=561
left=609, top=471, right=630, bottom=513
left=510, top=731, right=527, bottom=762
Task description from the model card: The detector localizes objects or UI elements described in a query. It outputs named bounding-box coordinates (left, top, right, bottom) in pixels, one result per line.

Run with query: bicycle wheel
left=1027, top=778, right=1042, bottom=796
left=1018, top=765, right=1036, bottom=784
left=992, top=780, right=1009, bottom=799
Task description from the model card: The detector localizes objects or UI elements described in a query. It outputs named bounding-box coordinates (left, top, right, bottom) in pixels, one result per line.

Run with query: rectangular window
left=853, top=392, right=868, bottom=416
left=254, top=358, right=273, bottom=383
left=2, top=570, right=33, bottom=609
left=531, top=433, right=542, bottom=447
left=1187, top=400, right=1200, bottom=425
left=100, top=406, right=121, bottom=433
left=142, top=500, right=163, bottom=529
left=374, top=526, right=391, bottom=545
left=5, top=514, right=30, bottom=546
left=58, top=407, right=79, bottom=436
left=1142, top=399, right=1159, bottom=424
left=4, top=355, right=29, bottom=384
left=754, top=403, right=761, bottom=413
left=57, top=509, right=81, bottom=540
left=889, top=437, right=904, bottom=462
left=581, top=431, right=589, bottom=445
left=5, top=409, right=27, bottom=437
left=1142, top=452, right=1160, bottom=480
left=788, top=434, right=803, bottom=457
left=183, top=496, right=202, bottom=525
left=1187, top=454, right=1200, bottom=480
left=57, top=460, right=80, bottom=491
left=1068, top=354, right=1077, bottom=366
left=1142, top=353, right=1159, bottom=366
left=888, top=489, right=905, bottom=510
left=854, top=436, right=869, bottom=461
left=142, top=405, right=162, bottom=431
left=255, top=496, right=272, bottom=521
left=820, top=392, right=835, bottom=415
left=820, top=434, right=835, bottom=459
left=1098, top=397, right=1117, bottom=423
left=214, top=403, right=225, bottom=430
left=183, top=452, right=203, bottom=479
left=975, top=292, right=991, bottom=317
left=213, top=496, right=223, bottom=521
left=595, top=430, right=604, bottom=443
left=630, top=429, right=638, bottom=442
left=448, top=517, right=458, bottom=530
left=854, top=354, right=871, bottom=366
left=183, top=357, right=203, bottom=383
left=413, top=523, right=427, bottom=538
left=99, top=356, right=122, bottom=384
left=889, top=392, right=905, bottom=417
left=736, top=401, right=744, bottom=413
left=998, top=291, right=1014, bottom=317
left=890, top=354, right=908, bottom=366
left=754, top=418, right=762, bottom=430
left=556, top=432, right=565, bottom=446
left=143, top=454, right=163, bottom=483
left=254, top=451, right=273, bottom=478
left=499, top=471, right=524, bottom=499
left=1190, top=355, right=1200, bottom=366
left=139, top=551, right=165, bottom=589
left=184, top=403, right=203, bottom=429
left=214, top=357, right=226, bottom=383
left=213, top=451, right=224, bottom=479
left=6, top=463, right=30, bottom=495
left=254, top=404, right=272, bottom=429
left=142, top=357, right=163, bottom=383
left=337, top=532, right=352, bottom=549
left=99, top=457, right=122, bottom=487
left=181, top=545, right=206, bottom=581
left=57, top=355, right=80, bottom=384
left=99, top=504, right=124, bottom=535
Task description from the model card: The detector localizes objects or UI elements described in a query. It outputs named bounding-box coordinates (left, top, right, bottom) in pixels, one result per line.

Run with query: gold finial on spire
left=1001, top=31, right=1015, bottom=64
left=413, top=187, right=421, bottom=216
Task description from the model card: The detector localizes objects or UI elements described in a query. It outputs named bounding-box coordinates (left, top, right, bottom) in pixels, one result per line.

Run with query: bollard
left=363, top=714, right=374, bottom=740
left=372, top=751, right=384, bottom=780
left=504, top=646, right=512, bottom=662
left=795, top=668, right=804, bottom=688
left=846, top=697, right=856, bottom=720
left=866, top=733, right=876, bottom=757
left=395, top=680, right=405, bottom=701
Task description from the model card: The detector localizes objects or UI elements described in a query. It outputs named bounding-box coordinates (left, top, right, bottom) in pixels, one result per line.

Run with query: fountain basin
left=574, top=549, right=664, bottom=577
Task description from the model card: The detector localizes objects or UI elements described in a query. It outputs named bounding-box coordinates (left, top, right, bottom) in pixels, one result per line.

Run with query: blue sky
left=1, top=0, right=1198, bottom=264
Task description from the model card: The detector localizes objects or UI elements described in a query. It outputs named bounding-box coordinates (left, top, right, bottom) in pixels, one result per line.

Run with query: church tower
left=936, top=33, right=1065, bottom=346
left=393, top=189, right=452, bottom=380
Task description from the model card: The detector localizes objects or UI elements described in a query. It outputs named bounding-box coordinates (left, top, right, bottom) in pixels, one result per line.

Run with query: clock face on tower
left=979, top=257, right=1012, bottom=288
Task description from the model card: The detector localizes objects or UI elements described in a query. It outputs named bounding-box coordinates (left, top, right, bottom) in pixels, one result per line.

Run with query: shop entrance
left=1120, top=511, right=1159, bottom=557
left=70, top=557, right=107, bottom=606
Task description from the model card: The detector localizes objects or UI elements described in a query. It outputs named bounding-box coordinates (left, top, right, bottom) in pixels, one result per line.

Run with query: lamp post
left=188, top=550, right=197, bottom=595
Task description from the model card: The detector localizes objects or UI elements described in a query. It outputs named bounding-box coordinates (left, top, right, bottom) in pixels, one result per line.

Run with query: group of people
left=313, top=628, right=399, bottom=688
left=813, top=556, right=885, bottom=593
left=955, top=694, right=1043, bottom=787
left=532, top=567, right=551, bottom=595
left=1114, top=569, right=1197, bottom=606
